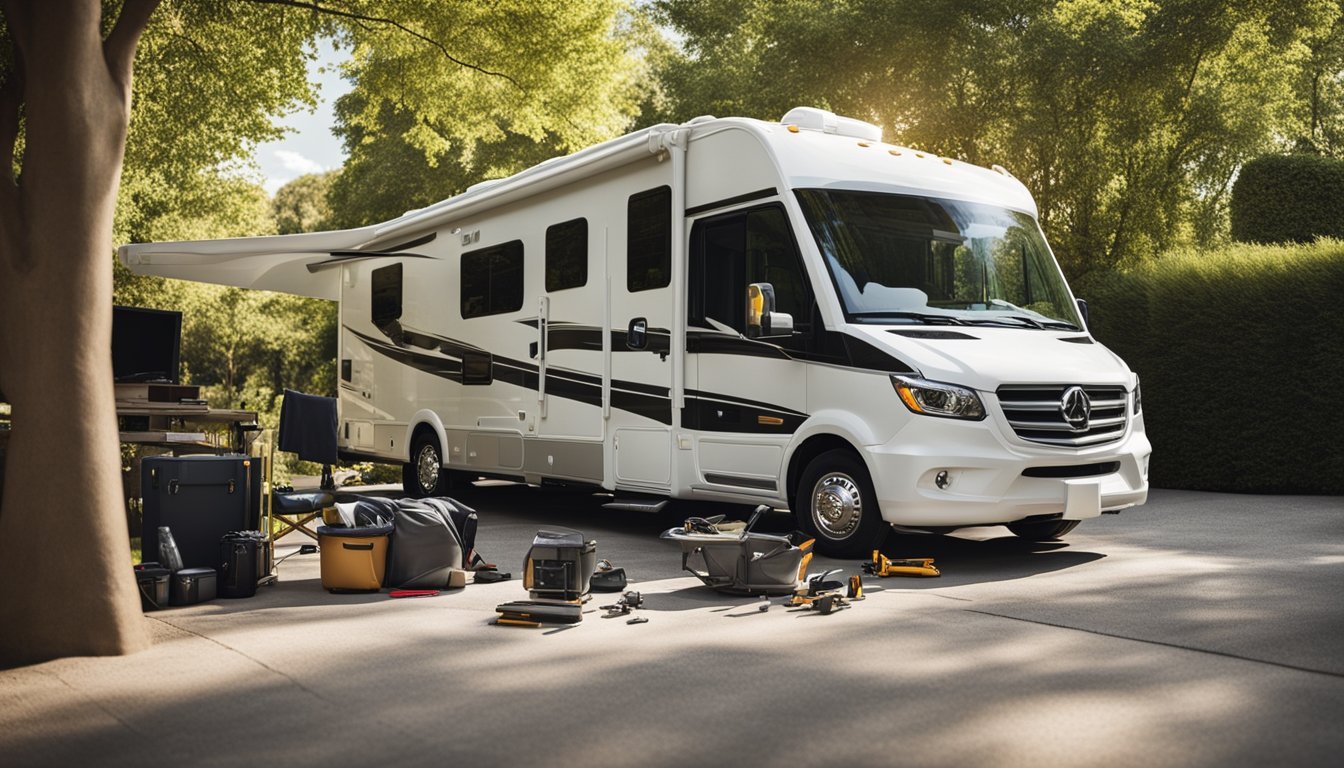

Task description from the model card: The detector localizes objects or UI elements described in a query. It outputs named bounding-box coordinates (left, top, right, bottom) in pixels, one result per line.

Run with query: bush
left=1078, top=240, right=1344, bottom=494
left=1230, top=154, right=1344, bottom=244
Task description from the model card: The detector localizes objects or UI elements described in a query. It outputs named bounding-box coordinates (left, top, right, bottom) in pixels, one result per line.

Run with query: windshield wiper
left=961, top=315, right=1046, bottom=329
left=962, top=315, right=1082, bottom=331
left=849, top=311, right=966, bottom=325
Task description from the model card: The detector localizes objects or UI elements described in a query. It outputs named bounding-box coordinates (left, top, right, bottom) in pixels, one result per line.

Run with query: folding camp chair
left=271, top=389, right=338, bottom=542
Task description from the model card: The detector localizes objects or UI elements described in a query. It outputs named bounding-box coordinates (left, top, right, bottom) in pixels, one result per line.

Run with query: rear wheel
left=1006, top=519, right=1080, bottom=541
left=794, top=449, right=887, bottom=558
left=404, top=431, right=445, bottom=498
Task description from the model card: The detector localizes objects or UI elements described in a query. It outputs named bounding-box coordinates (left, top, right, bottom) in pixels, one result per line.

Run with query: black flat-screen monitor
left=112, top=305, right=182, bottom=384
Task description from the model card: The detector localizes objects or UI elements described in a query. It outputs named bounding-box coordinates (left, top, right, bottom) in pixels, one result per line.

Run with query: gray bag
left=385, top=499, right=464, bottom=589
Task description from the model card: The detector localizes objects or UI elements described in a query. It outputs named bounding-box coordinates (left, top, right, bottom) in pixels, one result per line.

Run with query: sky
left=253, top=39, right=352, bottom=196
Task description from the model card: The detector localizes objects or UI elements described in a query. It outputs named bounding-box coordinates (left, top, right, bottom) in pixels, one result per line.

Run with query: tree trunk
left=0, top=0, right=158, bottom=667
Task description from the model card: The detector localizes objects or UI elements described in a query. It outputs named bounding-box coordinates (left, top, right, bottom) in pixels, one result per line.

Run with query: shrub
left=1230, top=154, right=1344, bottom=244
left=1077, top=240, right=1344, bottom=494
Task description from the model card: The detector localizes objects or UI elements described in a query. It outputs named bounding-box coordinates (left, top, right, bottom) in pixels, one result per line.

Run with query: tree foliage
left=645, top=0, right=1334, bottom=278
left=326, top=0, right=644, bottom=228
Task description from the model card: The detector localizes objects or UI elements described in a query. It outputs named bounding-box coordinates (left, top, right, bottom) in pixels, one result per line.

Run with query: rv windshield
left=795, top=189, right=1081, bottom=329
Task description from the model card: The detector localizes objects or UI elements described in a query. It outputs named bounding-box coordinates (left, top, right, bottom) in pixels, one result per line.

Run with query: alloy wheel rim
left=417, top=445, right=439, bottom=491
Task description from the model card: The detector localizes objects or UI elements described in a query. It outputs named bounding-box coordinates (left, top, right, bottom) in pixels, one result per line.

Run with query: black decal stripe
left=703, top=473, right=778, bottom=491
left=681, top=397, right=805, bottom=434
left=686, top=187, right=779, bottom=217
left=686, top=330, right=792, bottom=360
left=684, top=389, right=808, bottom=418
left=842, top=334, right=917, bottom=373
left=612, top=389, right=672, bottom=425
left=345, top=324, right=668, bottom=424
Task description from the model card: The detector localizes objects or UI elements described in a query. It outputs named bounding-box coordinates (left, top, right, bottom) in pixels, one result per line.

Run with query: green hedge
left=1077, top=240, right=1344, bottom=494
left=1230, top=154, right=1344, bottom=244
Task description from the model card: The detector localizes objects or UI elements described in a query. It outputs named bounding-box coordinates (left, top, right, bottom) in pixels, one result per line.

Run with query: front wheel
left=404, top=432, right=446, bottom=498
left=1006, top=519, right=1080, bottom=541
left=794, top=449, right=888, bottom=558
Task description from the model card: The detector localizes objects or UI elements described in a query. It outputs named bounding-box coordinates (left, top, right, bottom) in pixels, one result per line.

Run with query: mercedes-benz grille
left=995, top=384, right=1129, bottom=447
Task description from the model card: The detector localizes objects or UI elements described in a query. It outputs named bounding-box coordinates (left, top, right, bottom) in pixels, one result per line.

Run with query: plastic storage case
left=317, top=524, right=393, bottom=592
left=170, top=567, right=218, bottom=605
left=134, top=564, right=170, bottom=611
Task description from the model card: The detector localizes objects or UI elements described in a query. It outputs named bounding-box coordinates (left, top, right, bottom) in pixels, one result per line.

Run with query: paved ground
left=2, top=486, right=1342, bottom=767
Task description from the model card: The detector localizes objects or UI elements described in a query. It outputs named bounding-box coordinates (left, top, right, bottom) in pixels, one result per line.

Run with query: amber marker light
left=915, top=152, right=925, bottom=158
left=858, top=141, right=871, bottom=147
left=896, top=386, right=923, bottom=413
left=787, top=124, right=799, bottom=133
left=942, top=158, right=953, bottom=165
left=889, top=149, right=901, bottom=156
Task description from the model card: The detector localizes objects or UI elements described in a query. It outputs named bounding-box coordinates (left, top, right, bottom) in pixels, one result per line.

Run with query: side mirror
left=1075, top=298, right=1089, bottom=330
left=627, top=317, right=648, bottom=350
left=746, top=283, right=793, bottom=338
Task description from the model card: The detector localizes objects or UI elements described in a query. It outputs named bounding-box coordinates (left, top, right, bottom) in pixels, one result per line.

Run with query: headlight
left=891, top=375, right=986, bottom=420
left=1133, top=375, right=1142, bottom=415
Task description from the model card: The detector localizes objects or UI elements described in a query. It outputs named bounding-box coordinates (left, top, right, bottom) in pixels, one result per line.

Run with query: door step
left=601, top=499, right=669, bottom=514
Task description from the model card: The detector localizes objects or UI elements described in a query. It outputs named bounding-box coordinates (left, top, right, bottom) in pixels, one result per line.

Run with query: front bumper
left=863, top=411, right=1151, bottom=529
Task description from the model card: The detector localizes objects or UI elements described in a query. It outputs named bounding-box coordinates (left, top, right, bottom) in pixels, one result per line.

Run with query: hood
left=853, top=325, right=1133, bottom=391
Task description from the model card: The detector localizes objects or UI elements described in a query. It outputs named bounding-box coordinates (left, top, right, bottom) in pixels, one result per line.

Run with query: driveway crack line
left=964, top=609, right=1344, bottom=679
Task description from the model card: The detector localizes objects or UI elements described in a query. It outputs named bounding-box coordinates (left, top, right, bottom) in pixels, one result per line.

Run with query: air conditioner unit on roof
left=780, top=107, right=882, bottom=143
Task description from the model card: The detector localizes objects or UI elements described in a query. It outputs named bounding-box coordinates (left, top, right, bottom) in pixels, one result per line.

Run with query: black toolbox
left=134, top=564, right=171, bottom=611
left=219, top=531, right=266, bottom=598
left=142, top=455, right=258, bottom=569
left=170, top=567, right=217, bottom=605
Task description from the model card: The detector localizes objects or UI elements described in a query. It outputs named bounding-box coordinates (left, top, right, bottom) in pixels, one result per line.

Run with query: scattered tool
left=786, top=569, right=861, bottom=615
left=600, top=590, right=644, bottom=617
left=590, top=559, right=628, bottom=592
left=861, top=551, right=940, bottom=578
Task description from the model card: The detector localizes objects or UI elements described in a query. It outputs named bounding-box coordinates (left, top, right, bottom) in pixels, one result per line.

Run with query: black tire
left=404, top=431, right=446, bottom=498
left=794, top=449, right=887, bottom=558
left=1006, top=519, right=1080, bottom=541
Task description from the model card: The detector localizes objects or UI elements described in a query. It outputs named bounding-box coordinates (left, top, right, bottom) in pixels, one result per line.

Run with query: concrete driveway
left=2, top=486, right=1341, bottom=767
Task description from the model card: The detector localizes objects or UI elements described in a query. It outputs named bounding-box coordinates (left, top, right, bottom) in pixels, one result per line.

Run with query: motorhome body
left=120, top=107, right=1151, bottom=556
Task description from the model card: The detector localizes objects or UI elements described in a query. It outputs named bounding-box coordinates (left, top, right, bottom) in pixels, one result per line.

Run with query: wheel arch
left=404, top=410, right=448, bottom=466
left=783, top=410, right=882, bottom=509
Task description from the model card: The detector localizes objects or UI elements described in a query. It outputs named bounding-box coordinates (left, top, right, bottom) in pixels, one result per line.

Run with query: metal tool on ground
left=861, top=551, right=940, bottom=578
left=786, top=569, right=863, bottom=615
left=600, top=590, right=644, bottom=617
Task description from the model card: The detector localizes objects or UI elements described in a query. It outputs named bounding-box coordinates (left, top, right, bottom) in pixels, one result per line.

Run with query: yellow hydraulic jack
left=861, top=551, right=941, bottom=578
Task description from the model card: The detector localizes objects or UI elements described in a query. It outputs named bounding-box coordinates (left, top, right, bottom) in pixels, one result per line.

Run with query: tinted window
left=546, top=218, right=588, bottom=292
left=461, top=241, right=524, bottom=319
left=371, top=263, right=403, bottom=328
left=628, top=186, right=671, bottom=292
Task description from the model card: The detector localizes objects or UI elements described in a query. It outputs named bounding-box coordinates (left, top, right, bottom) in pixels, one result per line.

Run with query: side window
left=628, top=186, right=671, bottom=292
left=545, top=218, right=587, bottom=292
left=461, top=240, right=524, bottom=319
left=371, top=263, right=403, bottom=329
left=689, top=205, right=812, bottom=338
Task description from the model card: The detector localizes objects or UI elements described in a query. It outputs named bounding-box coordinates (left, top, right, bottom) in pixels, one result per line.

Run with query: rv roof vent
left=686, top=114, right=717, bottom=125
left=780, top=107, right=882, bottom=143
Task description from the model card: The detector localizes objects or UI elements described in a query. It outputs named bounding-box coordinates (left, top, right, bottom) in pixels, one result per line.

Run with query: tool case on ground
left=219, top=531, right=267, bottom=598
left=524, top=528, right=597, bottom=601
left=134, top=564, right=170, bottom=611
left=141, top=455, right=258, bottom=569
left=659, top=506, right=814, bottom=595
left=170, top=567, right=217, bottom=605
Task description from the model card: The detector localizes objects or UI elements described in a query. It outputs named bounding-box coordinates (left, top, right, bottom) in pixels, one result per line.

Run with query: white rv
left=120, top=107, right=1151, bottom=556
